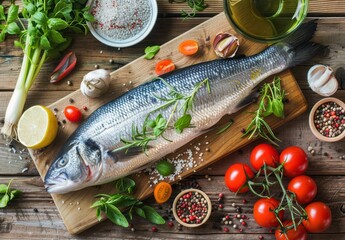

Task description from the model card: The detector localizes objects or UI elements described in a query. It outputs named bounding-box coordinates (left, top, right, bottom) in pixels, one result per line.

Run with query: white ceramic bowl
left=86, top=0, right=158, bottom=48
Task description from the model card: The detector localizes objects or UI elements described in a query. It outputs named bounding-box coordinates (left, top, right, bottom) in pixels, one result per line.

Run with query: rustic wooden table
left=0, top=0, right=344, bottom=239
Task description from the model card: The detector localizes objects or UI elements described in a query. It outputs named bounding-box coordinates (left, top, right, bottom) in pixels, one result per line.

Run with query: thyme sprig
left=169, top=0, right=208, bottom=19
left=116, top=77, right=211, bottom=154
left=243, top=76, right=285, bottom=145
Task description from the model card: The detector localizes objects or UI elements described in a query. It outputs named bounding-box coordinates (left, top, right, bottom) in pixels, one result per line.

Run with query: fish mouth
left=45, top=174, right=80, bottom=194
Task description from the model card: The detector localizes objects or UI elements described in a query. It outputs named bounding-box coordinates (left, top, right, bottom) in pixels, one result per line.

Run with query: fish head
left=44, top=139, right=103, bottom=194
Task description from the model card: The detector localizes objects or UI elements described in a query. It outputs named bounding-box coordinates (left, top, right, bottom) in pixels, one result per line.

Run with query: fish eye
left=58, top=158, right=68, bottom=168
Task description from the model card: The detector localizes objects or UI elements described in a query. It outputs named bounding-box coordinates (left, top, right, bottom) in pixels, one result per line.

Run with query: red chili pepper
left=50, top=52, right=77, bottom=83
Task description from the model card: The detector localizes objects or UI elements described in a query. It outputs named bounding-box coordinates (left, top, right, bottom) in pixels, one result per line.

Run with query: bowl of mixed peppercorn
left=309, top=97, right=345, bottom=142
left=172, top=189, right=212, bottom=228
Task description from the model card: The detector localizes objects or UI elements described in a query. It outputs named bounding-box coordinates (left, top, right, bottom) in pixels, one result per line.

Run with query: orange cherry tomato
left=154, top=181, right=172, bottom=204
left=155, top=59, right=175, bottom=76
left=178, top=40, right=199, bottom=56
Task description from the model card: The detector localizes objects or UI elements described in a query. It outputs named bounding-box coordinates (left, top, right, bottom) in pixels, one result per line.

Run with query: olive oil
left=225, top=0, right=308, bottom=42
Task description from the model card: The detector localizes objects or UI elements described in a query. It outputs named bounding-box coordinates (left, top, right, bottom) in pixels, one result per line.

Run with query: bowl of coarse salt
left=86, top=0, right=158, bottom=48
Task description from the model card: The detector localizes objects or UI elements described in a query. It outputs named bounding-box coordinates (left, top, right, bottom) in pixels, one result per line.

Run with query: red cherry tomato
left=275, top=221, right=307, bottom=240
left=279, top=146, right=308, bottom=178
left=250, top=143, right=279, bottom=171
left=155, top=59, right=175, bottom=76
left=302, top=202, right=332, bottom=233
left=178, top=40, right=199, bottom=56
left=224, top=163, right=254, bottom=193
left=64, top=105, right=82, bottom=123
left=288, top=175, right=317, bottom=205
left=253, top=198, right=284, bottom=228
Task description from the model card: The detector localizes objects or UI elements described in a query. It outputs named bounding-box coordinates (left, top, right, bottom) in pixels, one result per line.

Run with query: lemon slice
left=18, top=105, right=58, bottom=149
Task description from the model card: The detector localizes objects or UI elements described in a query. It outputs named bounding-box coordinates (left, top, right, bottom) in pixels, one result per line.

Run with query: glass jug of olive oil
left=224, top=0, right=308, bottom=42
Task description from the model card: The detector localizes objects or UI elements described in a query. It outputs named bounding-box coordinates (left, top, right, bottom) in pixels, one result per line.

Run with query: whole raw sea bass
left=45, top=21, right=323, bottom=194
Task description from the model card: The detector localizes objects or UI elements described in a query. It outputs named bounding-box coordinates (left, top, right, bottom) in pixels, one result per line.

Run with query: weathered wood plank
left=0, top=176, right=344, bottom=238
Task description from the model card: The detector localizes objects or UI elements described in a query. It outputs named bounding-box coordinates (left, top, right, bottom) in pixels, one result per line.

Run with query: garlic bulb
left=80, top=69, right=110, bottom=98
left=213, top=33, right=239, bottom=59
left=307, top=65, right=338, bottom=97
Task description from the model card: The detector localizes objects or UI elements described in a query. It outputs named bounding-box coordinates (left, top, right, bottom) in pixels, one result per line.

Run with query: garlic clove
left=317, top=75, right=338, bottom=97
left=213, top=33, right=239, bottom=59
left=308, top=64, right=334, bottom=89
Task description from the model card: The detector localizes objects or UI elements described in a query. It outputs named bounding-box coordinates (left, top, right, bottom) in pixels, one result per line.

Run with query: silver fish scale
left=59, top=46, right=288, bottom=185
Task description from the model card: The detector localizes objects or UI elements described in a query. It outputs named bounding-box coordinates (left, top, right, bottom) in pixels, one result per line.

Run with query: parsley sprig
left=243, top=76, right=285, bottom=145
left=0, top=179, right=21, bottom=208
left=116, top=77, right=211, bottom=154
left=91, top=177, right=165, bottom=227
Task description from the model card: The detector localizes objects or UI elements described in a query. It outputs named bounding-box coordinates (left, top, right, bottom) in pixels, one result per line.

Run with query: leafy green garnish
left=116, top=177, right=136, bottom=194
left=91, top=177, right=165, bottom=227
left=116, top=77, right=211, bottom=154
left=169, top=0, right=208, bottom=19
left=243, top=76, right=285, bottom=145
left=0, top=179, right=21, bottom=208
left=144, top=45, right=160, bottom=60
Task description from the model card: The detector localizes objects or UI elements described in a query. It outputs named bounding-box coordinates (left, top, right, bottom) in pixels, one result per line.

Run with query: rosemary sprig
left=169, top=0, right=208, bottom=19
left=242, top=76, right=285, bottom=145
left=116, top=77, right=211, bottom=154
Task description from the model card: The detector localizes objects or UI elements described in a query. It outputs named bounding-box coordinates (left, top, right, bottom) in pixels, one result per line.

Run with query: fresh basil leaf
left=32, top=12, right=48, bottom=26
left=9, top=190, right=20, bottom=200
left=105, top=203, right=129, bottom=227
left=0, top=29, right=7, bottom=42
left=116, top=177, right=136, bottom=194
left=144, top=45, right=160, bottom=60
left=146, top=119, right=156, bottom=128
left=0, top=184, right=8, bottom=194
left=141, top=205, right=165, bottom=224
left=174, top=114, right=192, bottom=133
left=40, top=35, right=51, bottom=50
left=48, top=30, right=66, bottom=44
left=25, top=2, right=36, bottom=15
left=83, top=12, right=94, bottom=22
left=0, top=194, right=10, bottom=208
left=68, top=26, right=83, bottom=34
left=53, top=1, right=73, bottom=19
left=134, top=207, right=146, bottom=218
left=7, top=4, right=19, bottom=24
left=90, top=200, right=104, bottom=209
left=14, top=40, right=24, bottom=49
left=48, top=18, right=69, bottom=30
left=0, top=5, right=5, bottom=21
left=272, top=99, right=284, bottom=118
left=7, top=22, right=20, bottom=34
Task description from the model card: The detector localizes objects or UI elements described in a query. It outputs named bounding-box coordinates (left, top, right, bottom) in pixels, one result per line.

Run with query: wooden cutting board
left=29, top=12, right=308, bottom=234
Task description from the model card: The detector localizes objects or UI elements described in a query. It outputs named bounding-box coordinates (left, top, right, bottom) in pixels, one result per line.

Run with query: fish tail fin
left=279, top=20, right=328, bottom=67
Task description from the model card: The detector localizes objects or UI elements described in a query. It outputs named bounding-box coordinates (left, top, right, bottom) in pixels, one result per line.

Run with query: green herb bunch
left=243, top=76, right=286, bottom=145
left=0, top=179, right=21, bottom=208
left=91, top=177, right=165, bottom=227
left=116, top=77, right=210, bottom=154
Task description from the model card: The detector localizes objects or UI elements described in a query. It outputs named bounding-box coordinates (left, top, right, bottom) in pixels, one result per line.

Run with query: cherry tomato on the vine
left=302, top=202, right=332, bottom=233
left=250, top=143, right=279, bottom=171
left=224, top=163, right=254, bottom=193
left=253, top=198, right=284, bottom=228
left=275, top=221, right=307, bottom=240
left=279, top=146, right=308, bottom=178
left=288, top=175, right=317, bottom=205
left=155, top=59, right=176, bottom=76
left=64, top=105, right=82, bottom=123
left=178, top=40, right=199, bottom=56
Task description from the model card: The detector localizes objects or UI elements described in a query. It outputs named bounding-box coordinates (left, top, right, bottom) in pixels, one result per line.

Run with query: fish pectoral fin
left=233, top=89, right=259, bottom=113
left=108, top=146, right=151, bottom=161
